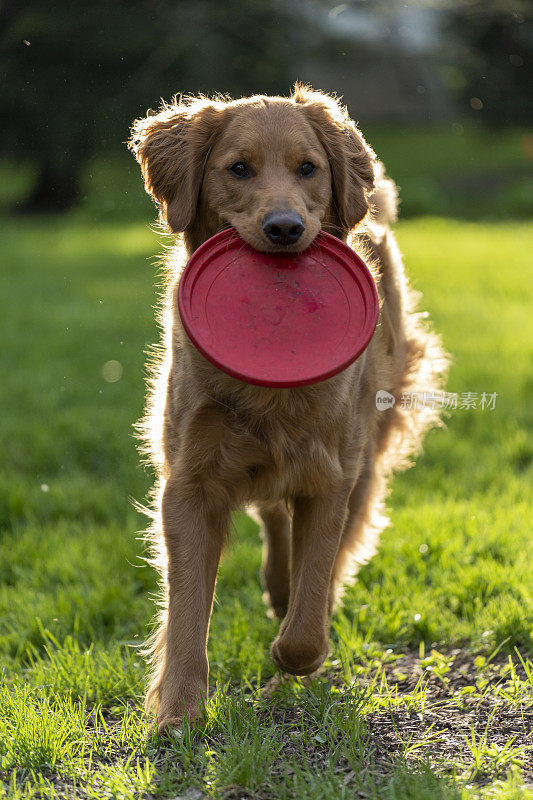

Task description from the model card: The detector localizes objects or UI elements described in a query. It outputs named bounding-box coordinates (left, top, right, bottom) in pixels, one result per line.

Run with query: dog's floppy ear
left=128, top=99, right=223, bottom=233
left=293, top=84, right=375, bottom=231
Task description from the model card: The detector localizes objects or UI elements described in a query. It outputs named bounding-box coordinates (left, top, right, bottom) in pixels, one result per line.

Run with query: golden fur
left=128, top=84, right=448, bottom=732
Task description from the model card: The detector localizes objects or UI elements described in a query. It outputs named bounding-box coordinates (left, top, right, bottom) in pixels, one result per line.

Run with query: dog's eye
left=300, top=161, right=316, bottom=177
left=229, top=161, right=250, bottom=178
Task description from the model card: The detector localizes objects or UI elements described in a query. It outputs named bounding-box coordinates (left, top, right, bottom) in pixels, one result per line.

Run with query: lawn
left=2, top=123, right=533, bottom=223
left=0, top=216, right=532, bottom=799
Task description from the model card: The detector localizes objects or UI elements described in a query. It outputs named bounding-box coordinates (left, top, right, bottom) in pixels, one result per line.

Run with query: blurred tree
left=442, top=1, right=533, bottom=124
left=3, top=0, right=530, bottom=213
left=0, top=0, right=304, bottom=212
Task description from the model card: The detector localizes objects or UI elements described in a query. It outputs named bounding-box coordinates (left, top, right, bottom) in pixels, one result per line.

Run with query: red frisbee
left=178, top=228, right=379, bottom=388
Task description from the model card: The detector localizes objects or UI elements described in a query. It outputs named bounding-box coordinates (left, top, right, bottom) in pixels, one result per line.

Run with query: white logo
left=375, top=390, right=396, bottom=410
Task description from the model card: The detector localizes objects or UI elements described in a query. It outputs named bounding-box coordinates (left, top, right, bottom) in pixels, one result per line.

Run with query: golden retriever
left=129, top=84, right=448, bottom=732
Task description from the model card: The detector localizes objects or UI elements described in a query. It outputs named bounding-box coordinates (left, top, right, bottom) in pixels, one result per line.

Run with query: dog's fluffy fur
left=129, top=84, right=448, bottom=731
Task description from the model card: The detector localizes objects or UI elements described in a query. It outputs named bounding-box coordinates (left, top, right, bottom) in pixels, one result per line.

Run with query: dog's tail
left=369, top=161, right=399, bottom=226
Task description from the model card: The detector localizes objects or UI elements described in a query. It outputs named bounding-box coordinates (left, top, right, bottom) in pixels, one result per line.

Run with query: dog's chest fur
left=166, top=330, right=368, bottom=502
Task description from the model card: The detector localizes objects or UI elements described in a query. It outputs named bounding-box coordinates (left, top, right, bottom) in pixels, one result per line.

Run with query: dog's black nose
left=262, top=210, right=305, bottom=246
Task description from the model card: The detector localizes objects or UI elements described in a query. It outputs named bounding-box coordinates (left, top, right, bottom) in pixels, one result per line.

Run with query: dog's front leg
left=156, top=474, right=229, bottom=733
left=270, top=488, right=349, bottom=676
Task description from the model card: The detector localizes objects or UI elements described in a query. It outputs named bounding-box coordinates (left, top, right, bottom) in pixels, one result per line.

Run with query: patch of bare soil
left=345, top=650, right=532, bottom=785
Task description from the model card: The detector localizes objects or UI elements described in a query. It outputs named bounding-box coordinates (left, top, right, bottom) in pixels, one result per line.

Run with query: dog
left=128, top=84, right=448, bottom=732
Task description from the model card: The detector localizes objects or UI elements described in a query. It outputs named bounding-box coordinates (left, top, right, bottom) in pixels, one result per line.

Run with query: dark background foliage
left=0, top=0, right=531, bottom=215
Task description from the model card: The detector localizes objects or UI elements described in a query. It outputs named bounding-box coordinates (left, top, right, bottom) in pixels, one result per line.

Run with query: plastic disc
left=178, top=228, right=379, bottom=388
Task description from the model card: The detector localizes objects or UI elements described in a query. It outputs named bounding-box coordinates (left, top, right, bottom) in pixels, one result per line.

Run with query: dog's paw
left=157, top=715, right=185, bottom=737
left=157, top=705, right=204, bottom=738
left=270, top=635, right=329, bottom=676
left=156, top=683, right=206, bottom=739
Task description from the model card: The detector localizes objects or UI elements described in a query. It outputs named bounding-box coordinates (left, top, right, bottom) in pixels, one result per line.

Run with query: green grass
left=366, top=125, right=533, bottom=219
left=2, top=123, right=532, bottom=221
left=0, top=216, right=532, bottom=798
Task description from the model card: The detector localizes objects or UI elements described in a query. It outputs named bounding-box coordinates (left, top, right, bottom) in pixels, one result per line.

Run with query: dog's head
left=129, top=85, right=376, bottom=253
